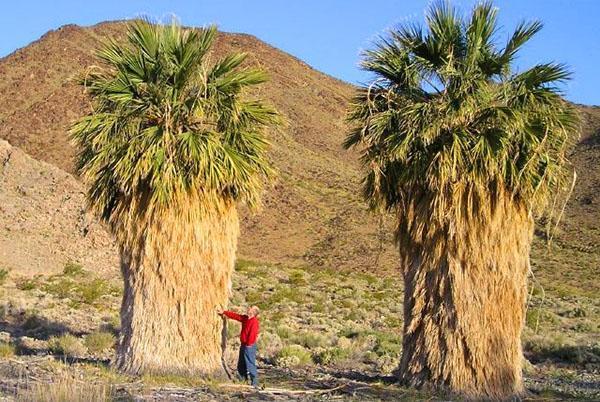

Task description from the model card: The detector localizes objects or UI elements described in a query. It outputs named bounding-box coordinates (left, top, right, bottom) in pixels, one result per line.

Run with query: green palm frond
left=345, top=1, right=580, bottom=220
left=71, top=20, right=279, bottom=224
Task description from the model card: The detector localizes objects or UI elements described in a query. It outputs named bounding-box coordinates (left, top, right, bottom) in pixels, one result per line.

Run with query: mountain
left=0, top=21, right=398, bottom=276
left=0, top=21, right=598, bottom=298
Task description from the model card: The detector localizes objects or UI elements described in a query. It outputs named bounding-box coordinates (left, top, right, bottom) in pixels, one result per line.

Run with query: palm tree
left=345, top=2, right=579, bottom=399
left=71, top=20, right=278, bottom=375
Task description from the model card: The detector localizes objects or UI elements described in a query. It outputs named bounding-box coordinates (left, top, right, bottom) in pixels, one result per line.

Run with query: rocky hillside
left=0, top=21, right=598, bottom=296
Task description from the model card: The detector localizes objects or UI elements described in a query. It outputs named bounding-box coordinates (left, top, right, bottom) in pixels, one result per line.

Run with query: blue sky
left=2, top=1, right=599, bottom=105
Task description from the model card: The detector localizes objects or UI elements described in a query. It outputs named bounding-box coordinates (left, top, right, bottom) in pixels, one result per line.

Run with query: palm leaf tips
left=345, top=1, right=580, bottom=218
left=71, top=20, right=279, bottom=222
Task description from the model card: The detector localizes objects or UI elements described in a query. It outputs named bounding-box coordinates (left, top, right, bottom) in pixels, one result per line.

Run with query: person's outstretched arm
left=221, top=310, right=244, bottom=322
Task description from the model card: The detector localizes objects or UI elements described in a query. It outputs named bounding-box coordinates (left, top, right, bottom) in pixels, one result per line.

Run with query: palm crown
left=345, top=2, right=579, bottom=220
left=71, top=20, right=278, bottom=222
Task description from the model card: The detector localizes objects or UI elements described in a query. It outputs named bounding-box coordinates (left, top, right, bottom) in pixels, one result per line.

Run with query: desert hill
left=0, top=21, right=398, bottom=275
left=0, top=21, right=598, bottom=298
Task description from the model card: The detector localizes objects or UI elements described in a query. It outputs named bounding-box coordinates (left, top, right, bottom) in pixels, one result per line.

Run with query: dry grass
left=15, top=377, right=112, bottom=402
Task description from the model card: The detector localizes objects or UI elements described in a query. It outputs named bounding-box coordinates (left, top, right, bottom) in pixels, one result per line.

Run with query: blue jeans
left=237, top=344, right=258, bottom=386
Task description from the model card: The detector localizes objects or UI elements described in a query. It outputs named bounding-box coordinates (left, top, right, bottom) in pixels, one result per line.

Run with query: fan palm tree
left=345, top=2, right=579, bottom=399
left=71, top=20, right=278, bottom=375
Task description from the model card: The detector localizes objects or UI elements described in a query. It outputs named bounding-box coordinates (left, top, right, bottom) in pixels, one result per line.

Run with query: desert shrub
left=276, top=325, right=293, bottom=339
left=245, top=290, right=262, bottom=305
left=311, top=300, right=325, bottom=313
left=287, top=270, right=307, bottom=286
left=292, top=330, right=328, bottom=349
left=384, top=315, right=401, bottom=328
left=344, top=310, right=361, bottom=321
left=235, top=259, right=257, bottom=272
left=0, top=342, right=15, bottom=357
left=266, top=286, right=304, bottom=305
left=0, top=269, right=8, bottom=285
left=43, top=277, right=118, bottom=305
left=526, top=308, right=559, bottom=330
left=48, top=334, right=87, bottom=358
left=16, top=278, right=37, bottom=291
left=572, top=321, right=595, bottom=332
left=63, top=261, right=84, bottom=277
left=275, top=345, right=312, bottom=367
left=314, top=347, right=349, bottom=365
left=78, top=279, right=114, bottom=304
left=42, top=278, right=74, bottom=299
left=84, top=331, right=116, bottom=354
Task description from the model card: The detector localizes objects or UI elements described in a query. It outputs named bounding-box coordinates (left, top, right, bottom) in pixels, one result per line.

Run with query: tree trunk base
left=115, top=199, right=239, bottom=376
left=397, top=191, right=533, bottom=400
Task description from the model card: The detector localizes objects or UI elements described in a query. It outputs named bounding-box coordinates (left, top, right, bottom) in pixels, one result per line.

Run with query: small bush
left=314, top=347, right=349, bottom=365
left=276, top=325, right=293, bottom=339
left=16, top=278, right=37, bottom=291
left=63, top=261, right=85, bottom=277
left=42, top=278, right=74, bottom=299
left=0, top=342, right=16, bottom=357
left=48, top=334, right=87, bottom=358
left=0, top=269, right=8, bottom=285
left=78, top=279, right=114, bottom=304
left=292, top=331, right=328, bottom=349
left=84, top=331, right=116, bottom=354
left=275, top=345, right=312, bottom=367
left=287, top=270, right=307, bottom=286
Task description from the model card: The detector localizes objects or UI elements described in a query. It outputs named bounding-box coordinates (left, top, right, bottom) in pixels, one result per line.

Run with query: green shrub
left=42, top=278, right=74, bottom=299
left=275, top=345, right=312, bottom=367
left=0, top=269, right=8, bottom=285
left=48, top=334, right=87, bottom=358
left=78, top=279, right=114, bottom=304
left=63, top=261, right=85, bottom=277
left=0, top=342, right=15, bottom=357
left=292, top=331, right=328, bottom=349
left=84, top=331, right=116, bottom=354
left=287, top=270, right=307, bottom=286
left=245, top=290, right=262, bottom=305
left=314, top=347, right=349, bottom=365
left=526, top=308, right=559, bottom=330
left=16, top=278, right=37, bottom=291
left=276, top=325, right=293, bottom=339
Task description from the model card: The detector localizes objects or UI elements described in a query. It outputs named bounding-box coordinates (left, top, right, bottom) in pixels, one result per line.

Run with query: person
left=219, top=306, right=260, bottom=388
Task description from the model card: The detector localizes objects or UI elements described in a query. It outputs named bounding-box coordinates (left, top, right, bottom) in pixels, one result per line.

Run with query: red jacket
left=223, top=311, right=259, bottom=346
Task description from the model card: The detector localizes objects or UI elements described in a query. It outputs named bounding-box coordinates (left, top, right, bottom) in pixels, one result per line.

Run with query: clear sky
left=2, top=1, right=599, bottom=105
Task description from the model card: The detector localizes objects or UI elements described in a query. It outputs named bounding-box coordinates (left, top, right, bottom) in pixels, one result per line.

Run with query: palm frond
left=71, top=20, right=279, bottom=229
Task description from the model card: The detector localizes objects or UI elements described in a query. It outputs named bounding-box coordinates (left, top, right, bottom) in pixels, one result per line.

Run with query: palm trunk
left=397, top=190, right=533, bottom=400
left=115, top=196, right=238, bottom=376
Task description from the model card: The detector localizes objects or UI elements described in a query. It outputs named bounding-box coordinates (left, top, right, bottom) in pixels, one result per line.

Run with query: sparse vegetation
left=0, top=268, right=8, bottom=285
left=275, top=345, right=313, bottom=367
left=0, top=342, right=16, bottom=357
left=15, top=376, right=112, bottom=402
left=48, top=334, right=87, bottom=358
left=84, top=331, right=116, bottom=354
left=63, top=261, right=84, bottom=277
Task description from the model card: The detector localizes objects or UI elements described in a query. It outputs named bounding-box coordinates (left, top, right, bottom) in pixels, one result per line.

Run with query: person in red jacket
left=220, top=305, right=260, bottom=387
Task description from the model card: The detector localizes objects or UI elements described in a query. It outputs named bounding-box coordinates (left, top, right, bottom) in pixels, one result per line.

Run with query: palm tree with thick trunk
left=71, top=21, right=278, bottom=376
left=345, top=2, right=579, bottom=399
